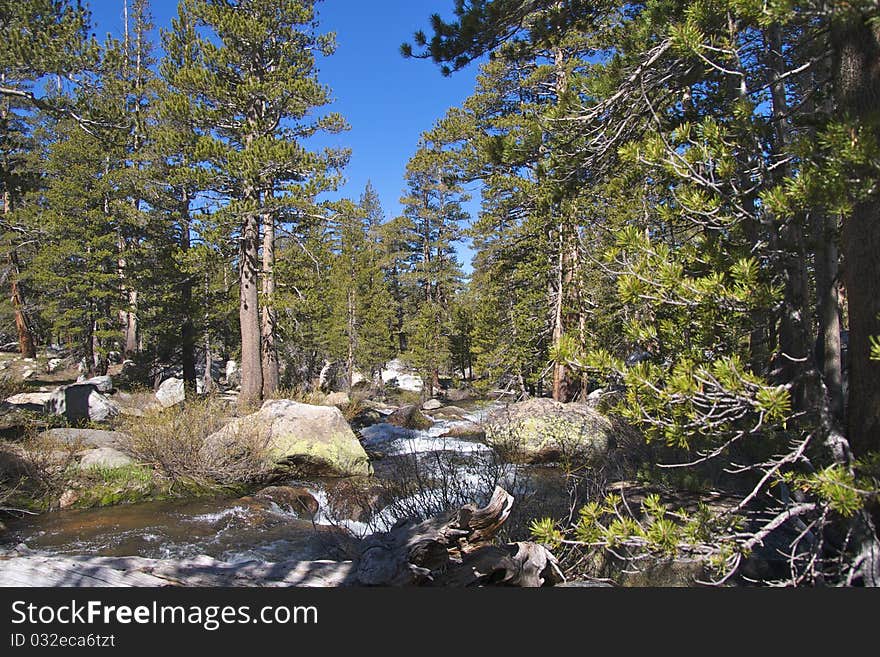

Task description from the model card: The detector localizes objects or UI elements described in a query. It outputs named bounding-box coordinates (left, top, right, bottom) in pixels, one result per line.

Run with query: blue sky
left=89, top=0, right=482, bottom=269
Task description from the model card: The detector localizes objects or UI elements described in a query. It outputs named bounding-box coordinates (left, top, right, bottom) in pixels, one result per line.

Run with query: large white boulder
left=485, top=397, right=614, bottom=465
left=156, top=377, right=185, bottom=408
left=205, top=399, right=372, bottom=477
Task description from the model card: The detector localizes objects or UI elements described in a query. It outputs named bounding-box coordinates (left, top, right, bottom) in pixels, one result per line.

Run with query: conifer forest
left=0, top=0, right=878, bottom=588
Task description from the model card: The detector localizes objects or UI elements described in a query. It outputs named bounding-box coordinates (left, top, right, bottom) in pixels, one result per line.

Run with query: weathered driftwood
left=356, top=487, right=564, bottom=586
left=0, top=487, right=562, bottom=587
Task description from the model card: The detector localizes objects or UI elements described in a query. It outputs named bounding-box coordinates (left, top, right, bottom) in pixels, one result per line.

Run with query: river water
left=1, top=405, right=570, bottom=564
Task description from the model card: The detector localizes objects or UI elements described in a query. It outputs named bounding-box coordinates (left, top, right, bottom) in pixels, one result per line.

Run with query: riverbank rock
left=47, top=357, right=68, bottom=374
left=421, top=398, right=442, bottom=411
left=39, top=428, right=131, bottom=450
left=322, top=479, right=386, bottom=523
left=156, top=377, right=185, bottom=407
left=78, top=447, right=135, bottom=470
left=205, top=399, right=372, bottom=477
left=5, top=392, right=53, bottom=406
left=0, top=403, right=36, bottom=433
left=46, top=383, right=120, bottom=423
left=58, top=489, right=79, bottom=509
left=386, top=404, right=432, bottom=431
left=485, top=397, right=613, bottom=464
left=78, top=375, right=113, bottom=393
left=321, top=391, right=350, bottom=408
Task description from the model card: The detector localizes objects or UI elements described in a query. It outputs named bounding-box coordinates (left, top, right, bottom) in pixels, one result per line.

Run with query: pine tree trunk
left=832, top=12, right=880, bottom=456
left=84, top=313, right=95, bottom=378
left=550, top=48, right=573, bottom=403
left=7, top=249, right=36, bottom=359
left=552, top=222, right=577, bottom=402
left=202, top=271, right=213, bottom=395
left=347, top=288, right=355, bottom=391
left=260, top=206, right=278, bottom=397
left=239, top=189, right=263, bottom=406
left=3, top=177, right=36, bottom=359
left=94, top=306, right=109, bottom=376
left=203, top=334, right=213, bottom=395
left=124, top=290, right=138, bottom=356
left=180, top=198, right=197, bottom=394
left=118, top=211, right=139, bottom=358
left=813, top=210, right=844, bottom=420
left=765, top=22, right=813, bottom=406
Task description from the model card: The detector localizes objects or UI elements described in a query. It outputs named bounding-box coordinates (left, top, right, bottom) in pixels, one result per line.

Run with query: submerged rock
left=253, top=486, right=320, bottom=518
left=430, top=405, right=468, bottom=420
left=439, top=421, right=485, bottom=441
left=485, top=397, right=613, bottom=465
left=205, top=399, right=372, bottom=477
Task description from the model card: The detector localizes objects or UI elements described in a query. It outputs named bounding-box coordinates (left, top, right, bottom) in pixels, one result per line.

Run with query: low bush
left=119, top=396, right=273, bottom=492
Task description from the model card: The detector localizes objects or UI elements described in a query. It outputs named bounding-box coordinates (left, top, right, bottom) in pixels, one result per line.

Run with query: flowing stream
left=1, top=404, right=569, bottom=563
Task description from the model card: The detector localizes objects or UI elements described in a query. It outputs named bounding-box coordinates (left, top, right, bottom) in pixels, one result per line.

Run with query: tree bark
left=346, top=288, right=355, bottom=391
left=813, top=210, right=844, bottom=421
left=260, top=205, right=279, bottom=397
left=551, top=222, right=578, bottom=402
left=764, top=22, right=813, bottom=408
left=7, top=251, right=36, bottom=359
left=2, top=162, right=37, bottom=359
left=202, top=270, right=214, bottom=395
left=179, top=196, right=197, bottom=394
left=832, top=12, right=880, bottom=457
left=239, top=188, right=263, bottom=406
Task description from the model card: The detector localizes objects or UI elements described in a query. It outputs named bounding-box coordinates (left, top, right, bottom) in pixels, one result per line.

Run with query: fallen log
left=0, top=487, right=563, bottom=587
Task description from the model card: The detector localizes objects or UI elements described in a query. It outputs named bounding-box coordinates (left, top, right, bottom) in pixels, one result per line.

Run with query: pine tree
left=408, top=0, right=880, bottom=584
left=149, top=1, right=213, bottom=391
left=0, top=0, right=99, bottom=356
left=0, top=85, right=41, bottom=356
left=29, top=113, right=124, bottom=374
left=325, top=183, right=396, bottom=388
left=164, top=0, right=348, bottom=405
left=399, top=134, right=469, bottom=396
